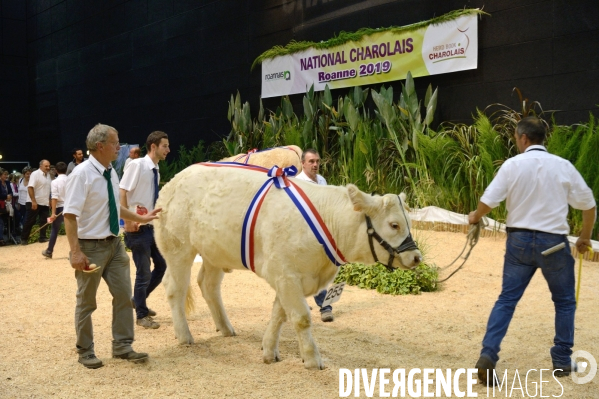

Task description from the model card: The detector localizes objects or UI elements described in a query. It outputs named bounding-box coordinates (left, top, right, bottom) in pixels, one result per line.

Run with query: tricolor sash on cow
left=199, top=162, right=347, bottom=272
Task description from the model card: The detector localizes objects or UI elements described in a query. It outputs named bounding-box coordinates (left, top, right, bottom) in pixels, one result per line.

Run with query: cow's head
left=347, top=184, right=422, bottom=270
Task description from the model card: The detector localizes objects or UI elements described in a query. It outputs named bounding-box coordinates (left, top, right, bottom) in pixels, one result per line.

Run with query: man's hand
left=31, top=201, right=38, bottom=210
left=468, top=211, right=479, bottom=225
left=575, top=238, right=592, bottom=254
left=138, top=207, right=161, bottom=224
left=70, top=249, right=90, bottom=271
left=469, top=202, right=493, bottom=225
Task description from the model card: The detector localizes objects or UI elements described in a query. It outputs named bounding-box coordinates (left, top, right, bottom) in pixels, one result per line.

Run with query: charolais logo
left=422, top=14, right=477, bottom=76
left=264, top=70, right=291, bottom=81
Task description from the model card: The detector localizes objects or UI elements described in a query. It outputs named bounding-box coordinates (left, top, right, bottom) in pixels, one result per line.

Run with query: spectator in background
left=42, top=162, right=68, bottom=259
left=49, top=165, right=57, bottom=180
left=9, top=173, right=20, bottom=234
left=67, top=148, right=86, bottom=176
left=123, top=147, right=141, bottom=173
left=17, top=167, right=32, bottom=233
left=0, top=168, right=14, bottom=246
left=21, top=160, right=52, bottom=245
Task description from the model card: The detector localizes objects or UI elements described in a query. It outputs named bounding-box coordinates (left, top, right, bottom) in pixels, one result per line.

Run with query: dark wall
left=0, top=0, right=28, bottom=167
left=4, top=0, right=599, bottom=165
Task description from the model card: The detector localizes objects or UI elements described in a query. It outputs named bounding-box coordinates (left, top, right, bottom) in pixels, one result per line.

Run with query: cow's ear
left=347, top=184, right=375, bottom=212
left=382, top=195, right=391, bottom=209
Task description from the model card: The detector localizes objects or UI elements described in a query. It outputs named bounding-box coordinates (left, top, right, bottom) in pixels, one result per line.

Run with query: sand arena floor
left=0, top=230, right=597, bottom=398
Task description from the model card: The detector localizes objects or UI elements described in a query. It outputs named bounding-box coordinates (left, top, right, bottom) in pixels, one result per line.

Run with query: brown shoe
left=113, top=350, right=149, bottom=364
left=136, top=316, right=160, bottom=329
left=78, top=354, right=104, bottom=369
left=131, top=297, right=156, bottom=316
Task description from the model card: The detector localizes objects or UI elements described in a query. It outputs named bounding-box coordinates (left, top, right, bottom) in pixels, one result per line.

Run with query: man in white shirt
left=66, top=148, right=86, bottom=176
left=64, top=123, right=160, bottom=369
left=468, top=117, right=596, bottom=384
left=120, top=131, right=170, bottom=329
left=21, top=159, right=52, bottom=245
left=42, top=162, right=68, bottom=259
left=123, top=146, right=141, bottom=173
left=294, top=149, right=334, bottom=322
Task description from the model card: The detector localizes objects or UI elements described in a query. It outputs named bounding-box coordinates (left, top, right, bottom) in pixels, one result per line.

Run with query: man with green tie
left=64, top=123, right=161, bottom=369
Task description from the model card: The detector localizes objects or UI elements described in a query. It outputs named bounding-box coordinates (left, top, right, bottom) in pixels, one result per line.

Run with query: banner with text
left=261, top=14, right=477, bottom=98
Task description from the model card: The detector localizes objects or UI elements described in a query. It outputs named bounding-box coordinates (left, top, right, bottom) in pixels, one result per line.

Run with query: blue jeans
left=124, top=225, right=167, bottom=319
left=481, top=231, right=576, bottom=367
left=314, top=289, right=332, bottom=313
left=46, top=206, right=64, bottom=253
left=18, top=203, right=26, bottom=230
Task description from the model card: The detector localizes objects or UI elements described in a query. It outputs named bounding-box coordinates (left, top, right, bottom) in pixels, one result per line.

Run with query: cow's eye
left=390, top=222, right=399, bottom=230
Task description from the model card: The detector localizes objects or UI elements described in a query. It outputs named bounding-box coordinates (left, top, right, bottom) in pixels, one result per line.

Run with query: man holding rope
left=42, top=162, right=67, bottom=259
left=468, top=116, right=596, bottom=385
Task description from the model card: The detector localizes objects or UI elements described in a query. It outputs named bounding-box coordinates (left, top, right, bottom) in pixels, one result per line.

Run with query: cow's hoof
left=177, top=334, right=194, bottom=345
left=221, top=329, right=236, bottom=337
left=263, top=354, right=280, bottom=364
left=303, top=357, right=325, bottom=370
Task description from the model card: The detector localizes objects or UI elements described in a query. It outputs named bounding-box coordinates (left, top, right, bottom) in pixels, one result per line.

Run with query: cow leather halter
left=365, top=195, right=419, bottom=272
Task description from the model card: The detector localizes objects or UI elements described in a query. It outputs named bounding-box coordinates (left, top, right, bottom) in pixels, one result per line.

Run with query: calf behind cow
left=154, top=164, right=421, bottom=369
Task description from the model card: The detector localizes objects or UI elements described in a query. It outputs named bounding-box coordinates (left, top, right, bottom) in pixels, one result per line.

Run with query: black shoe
left=475, top=356, right=496, bottom=386
left=39, top=238, right=49, bottom=243
left=553, top=364, right=576, bottom=377
left=78, top=354, right=104, bottom=369
left=113, top=351, right=149, bottom=364
left=42, top=249, right=52, bottom=259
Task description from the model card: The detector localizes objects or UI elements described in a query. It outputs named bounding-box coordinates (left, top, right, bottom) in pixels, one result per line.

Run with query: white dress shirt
left=51, top=174, right=68, bottom=208
left=63, top=156, right=121, bottom=239
left=481, top=145, right=596, bottom=234
left=18, top=178, right=30, bottom=205
left=119, top=155, right=159, bottom=213
left=28, top=169, right=52, bottom=206
left=295, top=170, right=327, bottom=186
left=123, top=157, right=133, bottom=173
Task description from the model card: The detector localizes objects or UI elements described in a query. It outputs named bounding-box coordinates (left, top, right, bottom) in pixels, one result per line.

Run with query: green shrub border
left=334, top=262, right=438, bottom=295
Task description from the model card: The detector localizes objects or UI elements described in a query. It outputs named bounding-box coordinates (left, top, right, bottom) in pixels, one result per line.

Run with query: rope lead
left=436, top=218, right=486, bottom=283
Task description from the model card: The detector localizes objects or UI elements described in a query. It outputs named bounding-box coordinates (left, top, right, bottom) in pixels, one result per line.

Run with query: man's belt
left=79, top=236, right=117, bottom=242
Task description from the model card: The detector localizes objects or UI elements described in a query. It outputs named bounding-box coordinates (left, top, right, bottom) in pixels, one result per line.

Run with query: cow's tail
left=185, top=284, right=195, bottom=316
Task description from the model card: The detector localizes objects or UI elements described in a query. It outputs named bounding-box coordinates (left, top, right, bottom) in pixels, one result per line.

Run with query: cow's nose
left=414, top=255, right=421, bottom=265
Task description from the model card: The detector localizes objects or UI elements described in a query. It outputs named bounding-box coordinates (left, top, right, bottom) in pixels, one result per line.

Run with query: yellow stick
left=576, top=247, right=594, bottom=307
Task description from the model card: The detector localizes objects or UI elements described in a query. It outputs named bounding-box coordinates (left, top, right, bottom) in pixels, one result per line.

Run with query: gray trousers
left=75, top=237, right=134, bottom=357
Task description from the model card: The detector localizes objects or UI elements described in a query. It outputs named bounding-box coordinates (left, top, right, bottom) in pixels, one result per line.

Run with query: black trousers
left=21, top=202, right=49, bottom=242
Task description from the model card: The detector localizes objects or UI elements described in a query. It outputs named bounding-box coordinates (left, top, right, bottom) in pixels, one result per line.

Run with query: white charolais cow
left=219, top=145, right=302, bottom=170
left=154, top=164, right=421, bottom=369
